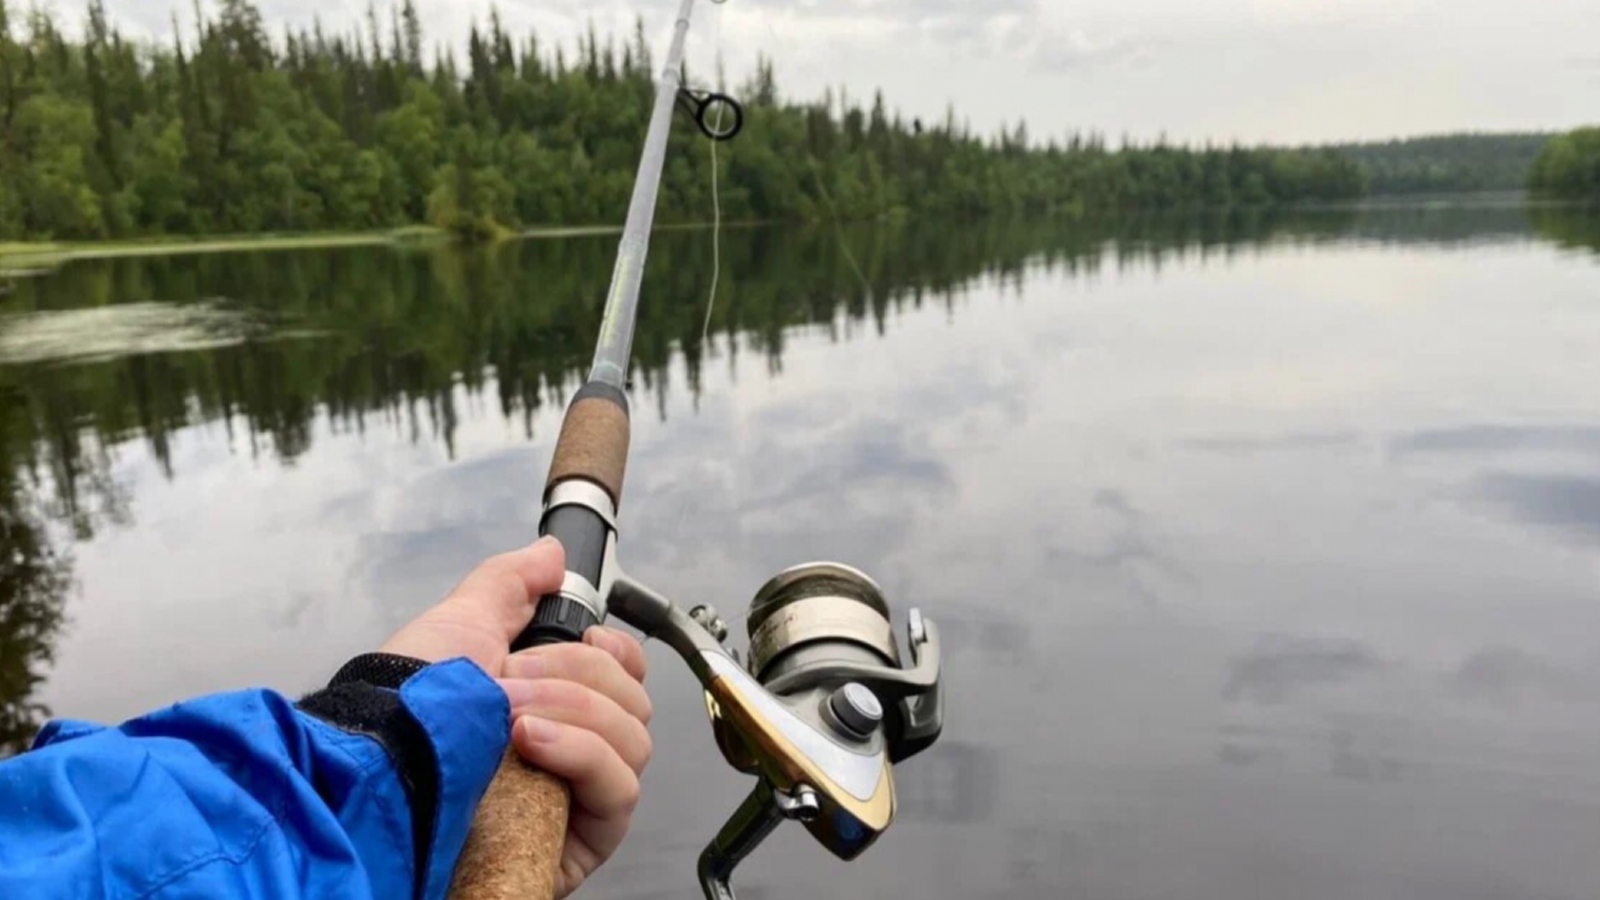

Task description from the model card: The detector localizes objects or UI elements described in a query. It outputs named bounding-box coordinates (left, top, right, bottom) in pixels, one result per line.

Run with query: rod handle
left=546, top=381, right=632, bottom=508
left=450, top=379, right=634, bottom=897
left=447, top=749, right=570, bottom=900
left=516, top=380, right=631, bottom=649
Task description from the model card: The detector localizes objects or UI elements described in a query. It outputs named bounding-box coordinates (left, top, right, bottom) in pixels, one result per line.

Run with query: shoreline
left=4, top=198, right=1584, bottom=271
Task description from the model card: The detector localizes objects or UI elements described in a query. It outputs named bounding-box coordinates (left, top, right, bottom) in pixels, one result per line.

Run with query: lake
left=3, top=203, right=1599, bottom=900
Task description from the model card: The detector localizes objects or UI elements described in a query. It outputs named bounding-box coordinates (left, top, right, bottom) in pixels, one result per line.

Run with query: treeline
left=0, top=0, right=1367, bottom=242
left=1528, top=128, right=1600, bottom=201
left=1327, top=132, right=1552, bottom=195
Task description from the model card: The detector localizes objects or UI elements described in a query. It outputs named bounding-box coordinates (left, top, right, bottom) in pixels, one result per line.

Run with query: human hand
left=380, top=535, right=568, bottom=677
left=380, top=537, right=653, bottom=899
left=501, top=628, right=651, bottom=898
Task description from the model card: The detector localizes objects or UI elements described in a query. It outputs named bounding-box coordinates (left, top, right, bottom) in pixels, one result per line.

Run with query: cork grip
left=447, top=749, right=570, bottom=900
left=546, top=395, right=631, bottom=506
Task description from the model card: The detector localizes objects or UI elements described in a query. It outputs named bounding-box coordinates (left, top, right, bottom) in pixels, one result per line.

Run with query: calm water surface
left=3, top=206, right=1599, bottom=899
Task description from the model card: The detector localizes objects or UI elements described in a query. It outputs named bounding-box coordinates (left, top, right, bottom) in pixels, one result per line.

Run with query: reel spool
left=747, top=563, right=899, bottom=683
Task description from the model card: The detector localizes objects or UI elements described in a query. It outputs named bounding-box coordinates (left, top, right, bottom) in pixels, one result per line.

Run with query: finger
left=512, top=716, right=638, bottom=872
left=504, top=642, right=653, bottom=726
left=512, top=716, right=640, bottom=835
left=440, top=537, right=566, bottom=643
left=500, top=678, right=652, bottom=775
left=584, top=626, right=648, bottom=683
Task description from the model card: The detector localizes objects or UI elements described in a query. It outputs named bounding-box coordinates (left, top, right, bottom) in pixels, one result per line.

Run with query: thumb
left=380, top=537, right=566, bottom=667
left=439, top=536, right=568, bottom=643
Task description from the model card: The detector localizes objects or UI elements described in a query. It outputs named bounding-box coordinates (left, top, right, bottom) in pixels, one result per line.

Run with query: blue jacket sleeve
left=0, top=656, right=510, bottom=900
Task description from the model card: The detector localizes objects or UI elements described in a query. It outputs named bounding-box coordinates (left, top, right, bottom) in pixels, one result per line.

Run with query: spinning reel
left=607, top=563, right=944, bottom=900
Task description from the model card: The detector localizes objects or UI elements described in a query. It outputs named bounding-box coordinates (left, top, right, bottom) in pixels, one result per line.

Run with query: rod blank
left=590, top=0, right=701, bottom=388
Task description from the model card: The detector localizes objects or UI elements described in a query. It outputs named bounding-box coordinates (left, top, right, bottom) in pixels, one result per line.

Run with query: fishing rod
left=447, top=1, right=943, bottom=898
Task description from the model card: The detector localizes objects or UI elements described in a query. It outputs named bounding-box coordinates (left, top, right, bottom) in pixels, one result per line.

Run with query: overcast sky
left=96, top=0, right=1600, bottom=145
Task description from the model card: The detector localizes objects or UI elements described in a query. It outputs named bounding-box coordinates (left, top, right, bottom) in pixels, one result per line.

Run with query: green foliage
left=10, top=94, right=107, bottom=238
left=0, top=362, right=70, bottom=756
left=1529, top=206, right=1600, bottom=253
left=0, top=468, right=69, bottom=756
left=1328, top=132, right=1553, bottom=195
left=0, top=1, right=1367, bottom=244
left=1528, top=128, right=1600, bottom=201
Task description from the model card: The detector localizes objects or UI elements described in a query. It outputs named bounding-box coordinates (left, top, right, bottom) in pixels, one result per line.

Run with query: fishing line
left=649, top=0, right=731, bottom=650
left=700, top=108, right=724, bottom=346
left=752, top=0, right=781, bottom=43
left=700, top=2, right=726, bottom=348
left=807, top=154, right=873, bottom=295
left=749, top=0, right=870, bottom=300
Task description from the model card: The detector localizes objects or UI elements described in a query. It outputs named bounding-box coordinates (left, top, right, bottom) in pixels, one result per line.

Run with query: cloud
left=1327, top=727, right=1403, bottom=783
left=1384, top=424, right=1600, bottom=546
left=1043, top=489, right=1196, bottom=608
left=1566, top=52, right=1600, bottom=84
left=928, top=609, right=1030, bottom=667
left=347, top=444, right=547, bottom=622
left=1182, top=429, right=1361, bottom=454
left=1474, top=472, right=1600, bottom=545
left=894, top=741, right=998, bottom=824
left=1250, top=0, right=1429, bottom=27
left=1222, top=634, right=1385, bottom=704
left=1389, top=424, right=1600, bottom=457
left=905, top=2, right=1147, bottom=75
left=1029, top=27, right=1148, bottom=74
left=1449, top=645, right=1593, bottom=707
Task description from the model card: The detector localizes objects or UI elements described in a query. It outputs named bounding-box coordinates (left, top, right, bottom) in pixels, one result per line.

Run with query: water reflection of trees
left=5, top=211, right=1369, bottom=491
left=0, top=204, right=1561, bottom=753
left=0, top=375, right=72, bottom=756
left=1530, top=206, right=1600, bottom=257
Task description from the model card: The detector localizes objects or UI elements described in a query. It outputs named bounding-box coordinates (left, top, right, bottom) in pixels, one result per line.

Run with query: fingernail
left=506, top=654, right=546, bottom=680
left=518, top=715, right=560, bottom=744
left=501, top=679, right=540, bottom=711
left=592, top=628, right=630, bottom=663
left=586, top=627, right=616, bottom=654
left=533, top=536, right=560, bottom=551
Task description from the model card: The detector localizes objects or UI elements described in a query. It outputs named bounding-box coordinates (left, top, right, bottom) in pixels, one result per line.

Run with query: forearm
left=0, top=656, right=506, bottom=900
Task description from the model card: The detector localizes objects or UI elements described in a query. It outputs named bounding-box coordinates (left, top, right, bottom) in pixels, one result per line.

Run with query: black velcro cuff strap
left=299, top=654, right=439, bottom=896
left=327, top=652, right=431, bottom=690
